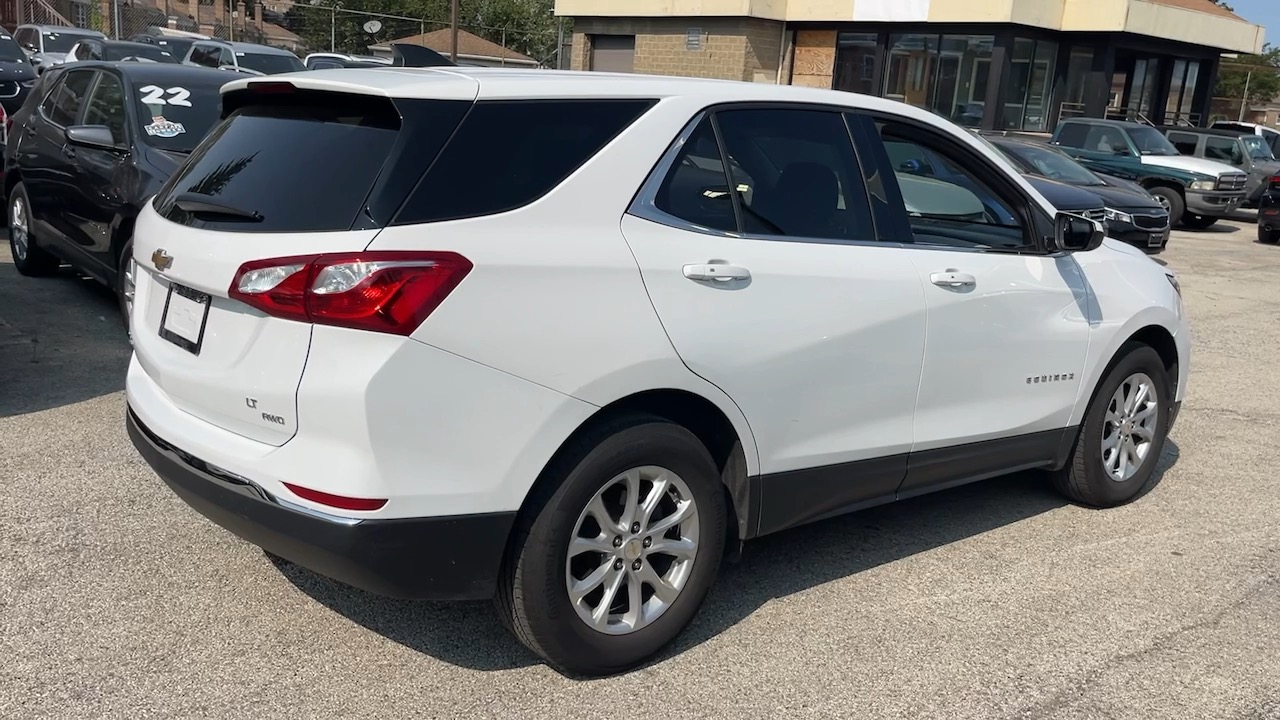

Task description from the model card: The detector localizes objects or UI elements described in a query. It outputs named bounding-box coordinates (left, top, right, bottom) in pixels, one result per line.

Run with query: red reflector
left=249, top=81, right=297, bottom=94
left=282, top=482, right=387, bottom=511
left=228, top=251, right=472, bottom=335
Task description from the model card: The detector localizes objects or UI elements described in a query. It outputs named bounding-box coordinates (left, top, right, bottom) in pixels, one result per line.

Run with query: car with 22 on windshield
left=5, top=62, right=231, bottom=326
left=124, top=68, right=1190, bottom=677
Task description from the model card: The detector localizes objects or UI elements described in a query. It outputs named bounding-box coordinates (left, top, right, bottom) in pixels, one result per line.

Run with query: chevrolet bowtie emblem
left=151, top=249, right=173, bottom=272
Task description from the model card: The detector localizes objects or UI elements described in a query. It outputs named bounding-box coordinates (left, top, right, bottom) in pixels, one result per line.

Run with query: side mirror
left=65, top=125, right=121, bottom=151
left=1053, top=212, right=1105, bottom=253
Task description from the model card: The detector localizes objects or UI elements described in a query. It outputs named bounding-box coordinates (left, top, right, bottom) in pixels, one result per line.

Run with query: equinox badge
left=151, top=249, right=173, bottom=272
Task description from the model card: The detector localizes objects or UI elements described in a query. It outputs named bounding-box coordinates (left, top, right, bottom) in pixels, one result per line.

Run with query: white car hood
left=1140, top=154, right=1240, bottom=178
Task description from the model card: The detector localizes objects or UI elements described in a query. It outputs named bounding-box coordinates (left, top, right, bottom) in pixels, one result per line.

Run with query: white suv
left=124, top=69, right=1190, bottom=675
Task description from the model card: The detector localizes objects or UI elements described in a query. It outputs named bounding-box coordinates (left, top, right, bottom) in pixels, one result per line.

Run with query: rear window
left=236, top=52, right=304, bottom=75
left=0, top=33, right=26, bottom=62
left=393, top=99, right=653, bottom=225
left=153, top=93, right=403, bottom=233
left=107, top=44, right=175, bottom=63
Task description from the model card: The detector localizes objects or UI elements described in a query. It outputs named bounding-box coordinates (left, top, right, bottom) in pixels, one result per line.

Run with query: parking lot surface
left=2, top=218, right=1278, bottom=719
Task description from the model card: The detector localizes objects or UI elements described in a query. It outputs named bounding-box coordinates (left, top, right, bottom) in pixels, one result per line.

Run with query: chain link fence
left=15, top=0, right=565, bottom=66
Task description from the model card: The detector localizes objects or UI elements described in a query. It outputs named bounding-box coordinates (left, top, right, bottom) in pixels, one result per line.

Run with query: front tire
left=1147, top=186, right=1184, bottom=226
left=497, top=416, right=727, bottom=676
left=1053, top=344, right=1171, bottom=508
left=8, top=182, right=58, bottom=276
left=1182, top=214, right=1218, bottom=230
left=116, top=239, right=136, bottom=335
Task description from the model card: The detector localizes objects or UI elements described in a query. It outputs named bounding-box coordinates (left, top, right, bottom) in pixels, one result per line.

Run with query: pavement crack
left=1014, top=575, right=1280, bottom=720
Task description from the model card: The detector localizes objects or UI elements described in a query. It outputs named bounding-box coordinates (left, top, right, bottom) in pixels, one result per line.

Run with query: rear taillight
left=1269, top=175, right=1280, bottom=189
left=229, top=251, right=472, bottom=335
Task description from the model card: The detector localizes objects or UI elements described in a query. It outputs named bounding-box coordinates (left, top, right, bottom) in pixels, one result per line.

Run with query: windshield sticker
left=144, top=115, right=186, bottom=138
left=139, top=84, right=192, bottom=107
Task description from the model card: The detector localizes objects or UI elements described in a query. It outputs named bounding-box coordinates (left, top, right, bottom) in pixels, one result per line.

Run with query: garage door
left=591, top=35, right=635, bottom=73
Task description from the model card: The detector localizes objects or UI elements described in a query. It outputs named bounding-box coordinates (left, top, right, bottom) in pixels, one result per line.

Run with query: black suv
left=4, top=62, right=229, bottom=326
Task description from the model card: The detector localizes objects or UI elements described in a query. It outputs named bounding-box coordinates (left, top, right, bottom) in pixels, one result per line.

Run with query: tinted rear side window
left=394, top=99, right=653, bottom=225
left=153, top=94, right=403, bottom=233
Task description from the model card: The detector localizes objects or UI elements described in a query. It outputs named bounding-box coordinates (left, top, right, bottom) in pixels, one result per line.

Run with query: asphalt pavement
left=2, top=217, right=1278, bottom=719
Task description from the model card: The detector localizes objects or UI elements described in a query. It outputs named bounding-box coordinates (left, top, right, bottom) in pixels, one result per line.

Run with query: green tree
left=1217, top=46, right=1280, bottom=106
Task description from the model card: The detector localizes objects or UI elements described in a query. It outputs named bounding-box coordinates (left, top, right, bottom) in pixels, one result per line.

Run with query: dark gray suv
left=1162, top=126, right=1280, bottom=207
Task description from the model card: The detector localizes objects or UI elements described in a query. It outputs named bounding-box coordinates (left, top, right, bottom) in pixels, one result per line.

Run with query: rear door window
left=394, top=100, right=653, bottom=225
left=153, top=93, right=405, bottom=233
left=43, top=68, right=94, bottom=126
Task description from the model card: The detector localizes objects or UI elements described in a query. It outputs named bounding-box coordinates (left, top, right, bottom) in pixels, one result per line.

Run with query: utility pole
left=113, top=0, right=121, bottom=39
left=1239, top=69, right=1252, bottom=122
left=556, top=17, right=564, bottom=69
left=449, top=0, right=459, bottom=62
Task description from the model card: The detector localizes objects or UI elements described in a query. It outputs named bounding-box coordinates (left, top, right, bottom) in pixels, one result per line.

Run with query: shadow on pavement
left=1184, top=222, right=1239, bottom=234
left=273, top=439, right=1181, bottom=674
left=0, top=255, right=132, bottom=418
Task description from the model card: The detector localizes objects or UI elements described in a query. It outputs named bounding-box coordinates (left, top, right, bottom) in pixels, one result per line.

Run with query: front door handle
left=930, top=270, right=976, bottom=288
left=683, top=263, right=751, bottom=282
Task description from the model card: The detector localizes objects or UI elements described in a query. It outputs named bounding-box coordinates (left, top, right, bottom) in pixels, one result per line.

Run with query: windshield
left=0, top=34, right=26, bottom=61
left=134, top=78, right=226, bottom=153
left=1242, top=135, right=1275, bottom=160
left=106, top=44, right=177, bottom=63
left=1128, top=125, right=1180, bottom=156
left=235, top=52, right=304, bottom=75
left=43, top=31, right=96, bottom=54
left=1004, top=143, right=1102, bottom=185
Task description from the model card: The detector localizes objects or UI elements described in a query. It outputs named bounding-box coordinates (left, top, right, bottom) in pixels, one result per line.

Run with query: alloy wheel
left=121, top=254, right=137, bottom=317
left=1102, top=372, right=1159, bottom=482
left=10, top=195, right=28, bottom=262
left=565, top=465, right=700, bottom=635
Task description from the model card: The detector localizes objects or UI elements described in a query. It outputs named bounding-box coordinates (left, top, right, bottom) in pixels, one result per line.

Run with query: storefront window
left=932, top=35, right=994, bottom=127
left=1062, top=47, right=1093, bottom=119
left=884, top=34, right=939, bottom=109
left=834, top=33, right=881, bottom=96
left=1003, top=38, right=1058, bottom=131
left=1165, top=60, right=1201, bottom=124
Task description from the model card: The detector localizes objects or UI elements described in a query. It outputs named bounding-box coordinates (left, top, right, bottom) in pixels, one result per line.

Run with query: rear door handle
left=683, top=263, right=751, bottom=282
left=60, top=144, right=75, bottom=159
left=24, top=125, right=36, bottom=138
left=930, top=270, right=975, bottom=288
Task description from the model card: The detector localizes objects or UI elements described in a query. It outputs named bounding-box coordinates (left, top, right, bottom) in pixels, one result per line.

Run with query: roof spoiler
left=390, top=43, right=457, bottom=68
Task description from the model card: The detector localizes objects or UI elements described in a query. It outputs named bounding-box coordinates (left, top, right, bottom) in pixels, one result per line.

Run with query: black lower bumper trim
left=127, top=407, right=515, bottom=600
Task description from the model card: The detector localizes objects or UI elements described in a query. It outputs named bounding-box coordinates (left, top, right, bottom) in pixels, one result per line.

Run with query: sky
left=1229, top=0, right=1280, bottom=43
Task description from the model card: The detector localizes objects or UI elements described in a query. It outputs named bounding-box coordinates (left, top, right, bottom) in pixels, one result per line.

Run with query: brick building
left=557, top=0, right=1265, bottom=131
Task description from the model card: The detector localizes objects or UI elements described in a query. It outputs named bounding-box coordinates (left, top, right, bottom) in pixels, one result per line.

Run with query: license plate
left=160, top=282, right=211, bottom=355
left=1148, top=232, right=1164, bottom=247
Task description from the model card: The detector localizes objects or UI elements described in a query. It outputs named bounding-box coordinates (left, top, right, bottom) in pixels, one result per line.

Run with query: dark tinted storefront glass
left=931, top=35, right=993, bottom=127
left=834, top=33, right=879, bottom=96
left=1003, top=38, right=1057, bottom=131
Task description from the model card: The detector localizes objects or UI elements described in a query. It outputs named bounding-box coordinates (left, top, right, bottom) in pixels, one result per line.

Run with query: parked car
left=127, top=27, right=211, bottom=61
left=125, top=70, right=1188, bottom=676
left=65, top=39, right=180, bottom=65
left=1259, top=175, right=1280, bottom=243
left=303, top=52, right=392, bottom=70
left=986, top=135, right=1171, bottom=253
left=182, top=39, right=304, bottom=75
left=1051, top=117, right=1246, bottom=229
left=4, top=62, right=231, bottom=326
left=13, top=24, right=106, bottom=74
left=0, top=28, right=38, bottom=115
left=1210, top=120, right=1280, bottom=156
left=1161, top=126, right=1280, bottom=207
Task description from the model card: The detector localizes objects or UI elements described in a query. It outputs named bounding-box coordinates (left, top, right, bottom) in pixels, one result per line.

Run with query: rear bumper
left=128, top=407, right=515, bottom=600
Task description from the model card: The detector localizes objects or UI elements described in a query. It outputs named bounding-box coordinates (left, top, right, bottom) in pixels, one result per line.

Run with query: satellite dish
left=363, top=19, right=382, bottom=34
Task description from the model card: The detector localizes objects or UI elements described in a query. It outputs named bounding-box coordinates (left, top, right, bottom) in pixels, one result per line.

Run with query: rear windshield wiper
left=173, top=193, right=264, bottom=222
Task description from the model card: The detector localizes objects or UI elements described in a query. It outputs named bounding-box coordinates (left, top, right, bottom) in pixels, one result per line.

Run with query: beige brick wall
left=571, top=17, right=784, bottom=83
left=790, top=30, right=835, bottom=89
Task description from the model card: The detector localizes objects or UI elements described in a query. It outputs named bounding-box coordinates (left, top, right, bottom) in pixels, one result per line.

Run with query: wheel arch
left=513, top=388, right=759, bottom=547
left=109, top=209, right=138, bottom=284
left=1140, top=177, right=1187, bottom=199
left=5, top=167, right=21, bottom=204
left=1070, top=316, right=1182, bottom=430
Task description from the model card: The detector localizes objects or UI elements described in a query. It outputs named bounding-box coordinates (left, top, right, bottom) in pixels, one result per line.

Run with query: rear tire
left=1182, top=214, right=1217, bottom=230
left=497, top=415, right=727, bottom=676
left=1052, top=344, right=1171, bottom=508
left=1259, top=226, right=1279, bottom=244
left=8, top=182, right=58, bottom=277
left=1147, top=186, right=1184, bottom=227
